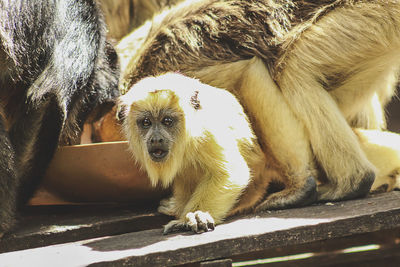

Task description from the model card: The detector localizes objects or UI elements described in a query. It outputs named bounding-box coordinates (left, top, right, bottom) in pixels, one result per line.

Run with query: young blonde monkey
left=119, top=73, right=316, bottom=234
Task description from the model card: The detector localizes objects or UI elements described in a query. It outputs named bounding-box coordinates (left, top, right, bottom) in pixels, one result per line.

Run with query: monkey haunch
left=118, top=0, right=400, bottom=206
left=0, top=0, right=119, bottom=235
left=119, top=73, right=314, bottom=233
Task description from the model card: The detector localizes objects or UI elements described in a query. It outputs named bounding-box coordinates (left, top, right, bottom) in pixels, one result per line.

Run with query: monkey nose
left=150, top=137, right=164, bottom=145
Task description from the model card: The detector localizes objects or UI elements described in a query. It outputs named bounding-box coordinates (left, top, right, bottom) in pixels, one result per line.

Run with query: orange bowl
left=33, top=141, right=169, bottom=204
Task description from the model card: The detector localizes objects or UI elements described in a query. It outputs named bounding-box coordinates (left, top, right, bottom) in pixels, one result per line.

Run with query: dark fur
left=0, top=0, right=119, bottom=233
left=122, top=0, right=370, bottom=87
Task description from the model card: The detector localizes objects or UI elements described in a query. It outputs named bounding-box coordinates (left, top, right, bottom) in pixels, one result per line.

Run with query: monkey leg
left=238, top=57, right=318, bottom=210
left=274, top=3, right=400, bottom=201
left=277, top=67, right=376, bottom=201
left=189, top=58, right=318, bottom=210
left=163, top=147, right=252, bottom=234
left=278, top=75, right=376, bottom=200
left=9, top=96, right=64, bottom=208
left=0, top=115, right=17, bottom=235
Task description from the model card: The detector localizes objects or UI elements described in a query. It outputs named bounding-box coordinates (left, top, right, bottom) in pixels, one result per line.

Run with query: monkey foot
left=318, top=171, right=375, bottom=201
left=370, top=184, right=389, bottom=194
left=163, top=211, right=215, bottom=234
left=158, top=197, right=177, bottom=216
left=255, top=176, right=317, bottom=212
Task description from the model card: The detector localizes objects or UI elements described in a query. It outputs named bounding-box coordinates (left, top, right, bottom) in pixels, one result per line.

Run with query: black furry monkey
left=0, top=0, right=119, bottom=235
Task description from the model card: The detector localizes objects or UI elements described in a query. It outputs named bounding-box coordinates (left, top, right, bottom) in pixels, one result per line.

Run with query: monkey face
left=119, top=75, right=189, bottom=186
left=136, top=110, right=179, bottom=162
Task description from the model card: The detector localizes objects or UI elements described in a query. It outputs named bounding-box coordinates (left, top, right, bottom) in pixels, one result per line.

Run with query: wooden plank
left=230, top=227, right=400, bottom=266
left=231, top=243, right=400, bottom=267
left=0, top=203, right=172, bottom=253
left=0, top=191, right=399, bottom=267
left=231, top=227, right=400, bottom=264
left=199, top=259, right=232, bottom=267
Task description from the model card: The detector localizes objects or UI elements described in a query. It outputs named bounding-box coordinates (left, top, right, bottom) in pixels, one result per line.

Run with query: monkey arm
left=180, top=170, right=246, bottom=224
left=163, top=141, right=251, bottom=234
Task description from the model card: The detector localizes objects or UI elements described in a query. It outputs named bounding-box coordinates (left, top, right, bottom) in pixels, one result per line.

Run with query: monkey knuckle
left=185, top=212, right=196, bottom=221
left=180, top=211, right=216, bottom=233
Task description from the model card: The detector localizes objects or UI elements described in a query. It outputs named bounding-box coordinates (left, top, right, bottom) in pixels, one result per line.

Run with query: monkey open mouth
left=149, top=148, right=169, bottom=161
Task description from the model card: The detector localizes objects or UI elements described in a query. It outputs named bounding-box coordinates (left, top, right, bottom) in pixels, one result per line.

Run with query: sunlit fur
left=98, top=0, right=183, bottom=40
left=0, top=0, right=119, bottom=234
left=118, top=0, right=400, bottom=206
left=121, top=81, right=186, bottom=188
left=356, top=129, right=400, bottom=193
left=276, top=2, right=400, bottom=200
left=120, top=73, right=268, bottom=226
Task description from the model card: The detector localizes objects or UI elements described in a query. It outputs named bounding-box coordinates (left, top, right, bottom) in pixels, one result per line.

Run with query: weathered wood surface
left=0, top=191, right=399, bottom=267
left=230, top=227, right=400, bottom=267
left=253, top=242, right=400, bottom=267
left=0, top=202, right=171, bottom=253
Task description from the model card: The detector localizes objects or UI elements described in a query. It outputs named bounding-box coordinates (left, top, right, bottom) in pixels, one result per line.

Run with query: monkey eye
left=162, top=116, right=174, bottom=127
left=140, top=117, right=152, bottom=128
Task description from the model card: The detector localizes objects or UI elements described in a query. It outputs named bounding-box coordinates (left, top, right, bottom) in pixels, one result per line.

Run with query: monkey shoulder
left=182, top=84, right=256, bottom=148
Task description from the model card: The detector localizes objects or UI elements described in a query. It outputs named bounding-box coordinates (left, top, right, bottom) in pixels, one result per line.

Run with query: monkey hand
left=163, top=211, right=215, bottom=235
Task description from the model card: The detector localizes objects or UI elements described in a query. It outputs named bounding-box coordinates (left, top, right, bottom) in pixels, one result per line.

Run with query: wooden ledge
left=1, top=191, right=399, bottom=266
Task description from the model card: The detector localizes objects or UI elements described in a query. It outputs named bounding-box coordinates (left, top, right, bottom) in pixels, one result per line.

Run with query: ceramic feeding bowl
left=32, top=141, right=169, bottom=205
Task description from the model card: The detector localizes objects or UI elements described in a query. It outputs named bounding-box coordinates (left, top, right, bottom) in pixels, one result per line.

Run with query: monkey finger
left=194, top=211, right=215, bottom=232
left=185, top=212, right=200, bottom=233
left=162, top=219, right=189, bottom=235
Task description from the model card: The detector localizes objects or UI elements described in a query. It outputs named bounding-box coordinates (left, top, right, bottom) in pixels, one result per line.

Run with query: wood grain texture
left=0, top=191, right=399, bottom=267
left=0, top=203, right=172, bottom=253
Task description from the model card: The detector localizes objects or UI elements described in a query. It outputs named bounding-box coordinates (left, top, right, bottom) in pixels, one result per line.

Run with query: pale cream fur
left=276, top=3, right=400, bottom=200
left=120, top=73, right=267, bottom=229
left=98, top=0, right=183, bottom=40
left=356, top=129, right=400, bottom=193
left=191, top=58, right=317, bottom=209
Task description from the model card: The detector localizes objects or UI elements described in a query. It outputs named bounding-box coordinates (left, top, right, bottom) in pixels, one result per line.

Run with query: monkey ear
left=116, top=104, right=127, bottom=122
left=190, top=90, right=201, bottom=110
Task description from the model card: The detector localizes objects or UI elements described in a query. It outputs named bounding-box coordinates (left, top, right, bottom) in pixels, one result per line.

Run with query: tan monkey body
left=120, top=73, right=281, bottom=233
left=118, top=0, right=400, bottom=208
